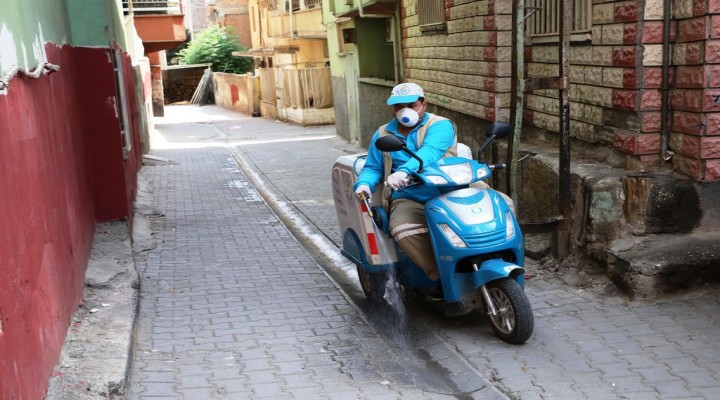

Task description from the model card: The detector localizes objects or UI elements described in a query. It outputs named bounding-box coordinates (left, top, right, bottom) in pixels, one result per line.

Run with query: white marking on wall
left=0, top=23, right=19, bottom=71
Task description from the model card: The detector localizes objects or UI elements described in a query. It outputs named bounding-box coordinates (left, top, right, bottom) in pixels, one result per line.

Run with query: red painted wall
left=0, top=44, right=142, bottom=399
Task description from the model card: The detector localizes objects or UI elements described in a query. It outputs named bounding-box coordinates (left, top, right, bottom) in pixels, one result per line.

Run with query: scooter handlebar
left=489, top=163, right=506, bottom=171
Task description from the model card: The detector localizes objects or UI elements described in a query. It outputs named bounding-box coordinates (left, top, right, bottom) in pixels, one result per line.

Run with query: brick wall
left=524, top=0, right=720, bottom=181
left=401, top=0, right=512, bottom=122
left=399, top=0, right=720, bottom=181
left=216, top=0, right=252, bottom=49
left=669, top=0, right=720, bottom=180
left=525, top=0, right=659, bottom=162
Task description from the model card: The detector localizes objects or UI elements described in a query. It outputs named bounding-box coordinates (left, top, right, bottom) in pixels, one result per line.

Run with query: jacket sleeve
left=397, top=119, right=455, bottom=175
left=353, top=131, right=384, bottom=192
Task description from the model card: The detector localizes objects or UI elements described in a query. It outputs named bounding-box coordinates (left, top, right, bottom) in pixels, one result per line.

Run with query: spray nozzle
left=358, top=192, right=373, bottom=219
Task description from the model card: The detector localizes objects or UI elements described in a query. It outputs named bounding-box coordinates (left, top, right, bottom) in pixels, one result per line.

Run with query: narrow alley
left=125, top=105, right=720, bottom=400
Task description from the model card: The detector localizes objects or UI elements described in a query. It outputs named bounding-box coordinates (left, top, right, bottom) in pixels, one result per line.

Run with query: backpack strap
left=378, top=123, right=393, bottom=182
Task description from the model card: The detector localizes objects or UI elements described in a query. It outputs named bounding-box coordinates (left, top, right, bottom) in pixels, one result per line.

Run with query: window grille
left=285, top=0, right=300, bottom=12
left=528, top=0, right=591, bottom=37
left=304, top=0, right=321, bottom=9
left=418, top=0, right=445, bottom=26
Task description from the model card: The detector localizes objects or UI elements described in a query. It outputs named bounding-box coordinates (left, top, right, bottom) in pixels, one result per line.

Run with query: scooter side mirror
left=477, top=122, right=513, bottom=161
left=486, top=122, right=512, bottom=139
left=375, top=135, right=405, bottom=152
left=375, top=134, right=425, bottom=173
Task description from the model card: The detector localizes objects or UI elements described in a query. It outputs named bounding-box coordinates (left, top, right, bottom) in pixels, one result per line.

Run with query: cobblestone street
left=126, top=105, right=720, bottom=399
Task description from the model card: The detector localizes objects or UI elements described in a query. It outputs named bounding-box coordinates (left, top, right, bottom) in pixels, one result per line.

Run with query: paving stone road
left=127, top=105, right=720, bottom=400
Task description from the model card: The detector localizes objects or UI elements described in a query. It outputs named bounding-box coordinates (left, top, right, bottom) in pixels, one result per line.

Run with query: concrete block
left=675, top=65, right=707, bottom=88
left=642, top=22, right=664, bottom=44
left=640, top=111, right=662, bottom=132
left=613, top=89, right=638, bottom=110
left=703, top=89, right=720, bottom=111
left=678, top=17, right=708, bottom=42
left=707, top=112, right=720, bottom=134
left=593, top=3, right=616, bottom=24
left=623, top=68, right=638, bottom=88
left=624, top=22, right=638, bottom=44
left=643, top=44, right=663, bottom=66
left=710, top=65, right=720, bottom=87
left=645, top=0, right=665, bottom=20
left=705, top=40, right=720, bottom=64
left=673, top=42, right=704, bottom=65
left=613, top=46, right=637, bottom=67
left=640, top=89, right=662, bottom=110
left=614, top=1, right=639, bottom=22
left=673, top=0, right=696, bottom=18
left=602, top=23, right=625, bottom=44
left=671, top=89, right=703, bottom=112
left=593, top=46, right=614, bottom=66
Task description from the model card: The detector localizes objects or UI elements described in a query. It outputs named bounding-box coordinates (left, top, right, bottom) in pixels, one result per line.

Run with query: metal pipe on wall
left=661, top=0, right=671, bottom=162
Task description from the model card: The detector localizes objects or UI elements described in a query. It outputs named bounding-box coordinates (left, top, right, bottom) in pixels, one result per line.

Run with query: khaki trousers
left=389, top=198, right=439, bottom=281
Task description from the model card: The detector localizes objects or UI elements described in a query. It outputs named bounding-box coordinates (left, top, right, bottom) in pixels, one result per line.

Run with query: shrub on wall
left=178, top=26, right=253, bottom=74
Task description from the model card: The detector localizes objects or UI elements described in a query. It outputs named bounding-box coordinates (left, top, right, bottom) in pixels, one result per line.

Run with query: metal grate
left=122, top=1, right=183, bottom=14
left=418, top=0, right=445, bottom=26
left=528, top=0, right=591, bottom=36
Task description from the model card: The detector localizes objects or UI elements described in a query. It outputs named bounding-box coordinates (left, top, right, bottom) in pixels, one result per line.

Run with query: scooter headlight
left=439, top=223, right=467, bottom=248
left=439, top=163, right=473, bottom=185
left=505, top=212, right=515, bottom=239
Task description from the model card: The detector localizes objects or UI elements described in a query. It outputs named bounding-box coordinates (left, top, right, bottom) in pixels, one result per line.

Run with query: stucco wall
left=213, top=72, right=260, bottom=115
left=0, top=1, right=143, bottom=396
left=0, top=44, right=142, bottom=400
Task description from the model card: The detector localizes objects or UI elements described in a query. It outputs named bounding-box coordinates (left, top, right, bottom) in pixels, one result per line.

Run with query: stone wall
left=524, top=0, right=720, bottom=182
left=668, top=0, right=720, bottom=180
left=401, top=0, right=512, bottom=122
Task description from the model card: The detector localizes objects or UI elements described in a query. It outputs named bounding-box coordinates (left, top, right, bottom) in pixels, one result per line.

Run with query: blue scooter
left=332, top=122, right=533, bottom=344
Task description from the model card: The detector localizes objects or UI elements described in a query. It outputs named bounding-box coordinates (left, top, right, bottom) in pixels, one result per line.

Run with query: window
left=418, top=0, right=446, bottom=27
left=528, top=0, right=591, bottom=41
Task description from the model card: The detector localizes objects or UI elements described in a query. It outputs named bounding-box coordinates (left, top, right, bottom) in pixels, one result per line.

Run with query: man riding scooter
left=353, top=83, right=456, bottom=293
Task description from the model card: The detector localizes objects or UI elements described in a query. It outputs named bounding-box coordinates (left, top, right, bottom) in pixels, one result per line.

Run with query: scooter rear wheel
left=357, top=268, right=388, bottom=300
left=485, top=278, right=534, bottom=344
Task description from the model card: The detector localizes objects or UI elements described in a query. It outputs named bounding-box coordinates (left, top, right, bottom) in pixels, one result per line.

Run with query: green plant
left=177, top=26, right=253, bottom=74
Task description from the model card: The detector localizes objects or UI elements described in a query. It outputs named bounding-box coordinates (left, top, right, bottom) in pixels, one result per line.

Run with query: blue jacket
left=353, top=112, right=456, bottom=203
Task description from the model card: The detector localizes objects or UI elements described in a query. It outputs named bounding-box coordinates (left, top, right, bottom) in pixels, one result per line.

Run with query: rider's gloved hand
left=355, top=185, right=372, bottom=198
left=386, top=171, right=409, bottom=190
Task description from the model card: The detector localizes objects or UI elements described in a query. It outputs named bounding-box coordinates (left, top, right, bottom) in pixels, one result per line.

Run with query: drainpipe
left=358, top=0, right=365, bottom=17
left=661, top=0, right=671, bottom=162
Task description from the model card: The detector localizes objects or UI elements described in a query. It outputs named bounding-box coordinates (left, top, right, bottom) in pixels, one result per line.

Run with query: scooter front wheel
left=357, top=267, right=388, bottom=300
left=485, top=278, right=534, bottom=344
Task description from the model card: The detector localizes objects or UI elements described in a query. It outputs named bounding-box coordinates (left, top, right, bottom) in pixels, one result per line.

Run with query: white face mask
left=396, top=107, right=420, bottom=127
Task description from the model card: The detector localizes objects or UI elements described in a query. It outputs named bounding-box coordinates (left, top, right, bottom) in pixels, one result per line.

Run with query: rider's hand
left=355, top=185, right=371, bottom=198
left=386, top=171, right=409, bottom=190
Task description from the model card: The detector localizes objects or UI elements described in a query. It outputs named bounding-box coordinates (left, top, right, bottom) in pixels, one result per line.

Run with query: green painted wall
left=356, top=18, right=393, bottom=80
left=0, top=0, right=126, bottom=74
left=0, top=0, right=72, bottom=72
left=67, top=0, right=126, bottom=49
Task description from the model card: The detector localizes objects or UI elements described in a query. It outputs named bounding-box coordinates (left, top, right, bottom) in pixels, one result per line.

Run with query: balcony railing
left=122, top=0, right=183, bottom=15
